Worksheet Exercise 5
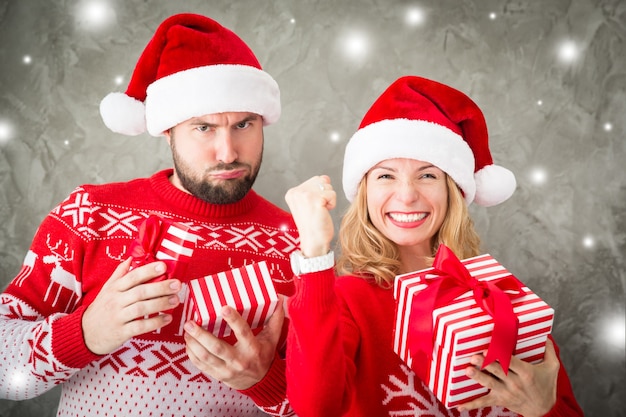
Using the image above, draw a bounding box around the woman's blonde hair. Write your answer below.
[336,174,481,287]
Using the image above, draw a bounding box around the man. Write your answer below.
[0,13,298,416]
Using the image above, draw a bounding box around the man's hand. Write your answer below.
[457,338,560,417]
[82,258,182,355]
[183,295,285,390]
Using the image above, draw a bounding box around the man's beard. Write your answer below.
[170,138,262,205]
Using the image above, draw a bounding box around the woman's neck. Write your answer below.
[397,244,432,274]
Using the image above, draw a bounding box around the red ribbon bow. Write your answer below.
[127,215,175,282]
[407,244,524,378]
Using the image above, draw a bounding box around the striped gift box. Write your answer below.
[393,254,554,408]
[155,222,196,266]
[127,215,197,317]
[188,261,279,339]
[128,215,197,282]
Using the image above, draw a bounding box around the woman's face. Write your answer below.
[366,158,448,256]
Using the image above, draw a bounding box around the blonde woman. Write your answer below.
[285,76,583,417]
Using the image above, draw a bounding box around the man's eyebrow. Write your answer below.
[188,117,215,127]
[235,114,261,124]
[188,114,260,127]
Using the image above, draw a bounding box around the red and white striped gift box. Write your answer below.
[128,215,197,282]
[155,222,196,266]
[127,215,197,317]
[188,261,279,339]
[393,253,554,408]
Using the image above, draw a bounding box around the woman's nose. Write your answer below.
[396,181,419,203]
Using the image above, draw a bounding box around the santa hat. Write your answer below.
[342,76,516,207]
[100,13,280,137]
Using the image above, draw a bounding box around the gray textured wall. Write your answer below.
[0,0,624,416]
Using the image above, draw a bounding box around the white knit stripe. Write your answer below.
[145,64,280,136]
[342,119,476,203]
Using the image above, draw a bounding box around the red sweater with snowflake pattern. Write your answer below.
[0,169,299,417]
[286,268,584,417]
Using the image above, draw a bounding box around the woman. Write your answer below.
[284,76,583,416]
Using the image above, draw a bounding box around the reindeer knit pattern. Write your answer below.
[286,270,583,417]
[0,169,298,417]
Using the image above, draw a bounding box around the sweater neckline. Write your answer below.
[149,169,259,218]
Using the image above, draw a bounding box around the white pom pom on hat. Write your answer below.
[100,13,280,137]
[342,76,516,207]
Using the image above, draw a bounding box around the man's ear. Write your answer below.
[164,128,172,146]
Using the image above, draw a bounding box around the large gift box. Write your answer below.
[187,261,279,341]
[393,244,554,408]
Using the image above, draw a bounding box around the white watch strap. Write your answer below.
[291,250,335,274]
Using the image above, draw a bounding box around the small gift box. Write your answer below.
[127,214,197,282]
[127,214,197,315]
[187,261,279,341]
[393,244,554,408]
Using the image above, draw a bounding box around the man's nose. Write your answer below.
[214,131,237,163]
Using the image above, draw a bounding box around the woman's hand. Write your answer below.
[285,175,337,257]
[457,338,560,417]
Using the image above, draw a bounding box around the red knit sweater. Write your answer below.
[286,269,584,417]
[0,169,298,417]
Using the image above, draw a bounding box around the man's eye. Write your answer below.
[236,121,250,129]
[196,125,209,132]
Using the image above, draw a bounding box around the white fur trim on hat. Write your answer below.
[342,119,476,203]
[145,64,280,136]
[473,164,517,207]
[100,92,147,136]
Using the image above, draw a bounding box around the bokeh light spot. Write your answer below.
[529,167,548,185]
[582,235,595,249]
[558,40,579,63]
[0,119,15,145]
[405,7,425,26]
[76,0,116,31]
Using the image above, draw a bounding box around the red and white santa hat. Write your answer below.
[342,76,516,207]
[100,13,280,137]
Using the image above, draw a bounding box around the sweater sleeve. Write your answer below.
[542,335,584,417]
[0,190,102,400]
[286,268,358,416]
[238,315,297,416]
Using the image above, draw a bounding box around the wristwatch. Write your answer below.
[290,250,335,275]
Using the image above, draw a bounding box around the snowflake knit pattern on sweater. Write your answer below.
[0,169,298,417]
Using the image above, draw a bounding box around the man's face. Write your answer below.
[165,112,264,204]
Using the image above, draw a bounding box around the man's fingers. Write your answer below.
[184,320,232,362]
[221,306,254,344]
[102,258,133,288]
[114,261,168,291]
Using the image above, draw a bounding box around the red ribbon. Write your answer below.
[127,215,174,282]
[407,244,524,378]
